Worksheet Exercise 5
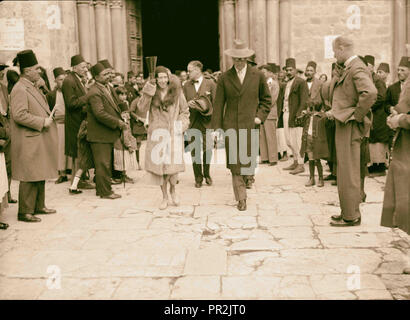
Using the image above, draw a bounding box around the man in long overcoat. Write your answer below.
[9,50,58,222]
[212,40,271,211]
[329,36,377,227]
[62,54,94,189]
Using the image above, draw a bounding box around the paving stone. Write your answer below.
[259,215,312,228]
[319,233,382,248]
[113,278,171,299]
[184,247,227,275]
[278,276,316,298]
[229,239,282,252]
[0,278,45,299]
[38,278,121,300]
[171,276,220,299]
[222,276,282,299]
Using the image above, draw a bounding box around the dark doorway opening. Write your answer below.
[141,0,219,75]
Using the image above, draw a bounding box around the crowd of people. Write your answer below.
[0,36,409,271]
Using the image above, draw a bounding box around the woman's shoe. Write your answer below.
[170,194,180,206]
[159,199,168,210]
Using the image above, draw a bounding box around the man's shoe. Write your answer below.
[205,177,213,186]
[305,178,315,187]
[403,267,410,274]
[123,175,134,184]
[270,162,278,166]
[78,180,96,189]
[237,200,247,211]
[8,198,17,204]
[331,214,343,221]
[290,164,305,175]
[195,181,202,188]
[330,217,361,227]
[34,208,57,215]
[279,154,288,162]
[110,178,122,185]
[0,222,9,230]
[69,188,83,195]
[317,178,324,187]
[55,175,68,184]
[324,174,336,181]
[100,193,121,200]
[18,214,41,223]
[331,180,337,186]
[283,162,297,170]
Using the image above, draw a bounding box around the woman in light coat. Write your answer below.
[133,66,189,210]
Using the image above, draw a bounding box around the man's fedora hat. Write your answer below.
[224,39,255,58]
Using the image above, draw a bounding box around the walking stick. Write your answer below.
[122,131,126,189]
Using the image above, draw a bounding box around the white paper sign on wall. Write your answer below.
[0,18,25,51]
[324,35,339,60]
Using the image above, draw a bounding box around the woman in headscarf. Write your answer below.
[380,69,410,274]
[132,66,189,210]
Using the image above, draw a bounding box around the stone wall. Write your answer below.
[0,0,78,84]
[289,0,393,79]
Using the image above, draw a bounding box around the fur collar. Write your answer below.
[151,74,181,112]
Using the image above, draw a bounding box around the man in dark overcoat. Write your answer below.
[328,36,377,227]
[9,50,58,222]
[62,54,94,189]
[183,60,216,188]
[212,40,271,211]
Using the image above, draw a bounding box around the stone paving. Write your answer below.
[0,147,409,300]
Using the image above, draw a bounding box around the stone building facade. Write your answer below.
[0,0,409,83]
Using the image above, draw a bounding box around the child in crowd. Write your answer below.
[114,87,138,180]
[298,102,329,187]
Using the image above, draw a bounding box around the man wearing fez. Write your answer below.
[183,60,216,188]
[377,62,390,85]
[46,67,69,184]
[87,63,127,199]
[363,55,389,179]
[212,39,271,211]
[328,36,377,227]
[62,54,94,189]
[9,50,58,222]
[277,58,309,175]
[259,64,279,166]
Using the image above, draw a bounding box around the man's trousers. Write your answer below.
[335,120,362,220]
[90,142,113,197]
[283,111,303,164]
[190,130,212,183]
[18,181,45,214]
[260,120,278,163]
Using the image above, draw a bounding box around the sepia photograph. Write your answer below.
[0,0,409,305]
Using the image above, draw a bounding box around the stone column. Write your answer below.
[250,0,267,64]
[219,0,226,71]
[393,0,407,73]
[279,0,291,66]
[236,0,249,45]
[223,0,236,69]
[105,1,113,63]
[110,0,123,72]
[89,0,97,64]
[407,0,410,54]
[121,0,130,75]
[266,0,280,63]
[76,0,92,62]
[94,0,108,61]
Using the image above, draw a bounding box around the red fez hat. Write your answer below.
[377,63,390,73]
[98,59,113,69]
[17,50,38,69]
[71,54,85,67]
[307,61,317,70]
[285,58,296,69]
[399,56,410,68]
[364,55,375,66]
[53,67,66,78]
[90,63,107,78]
